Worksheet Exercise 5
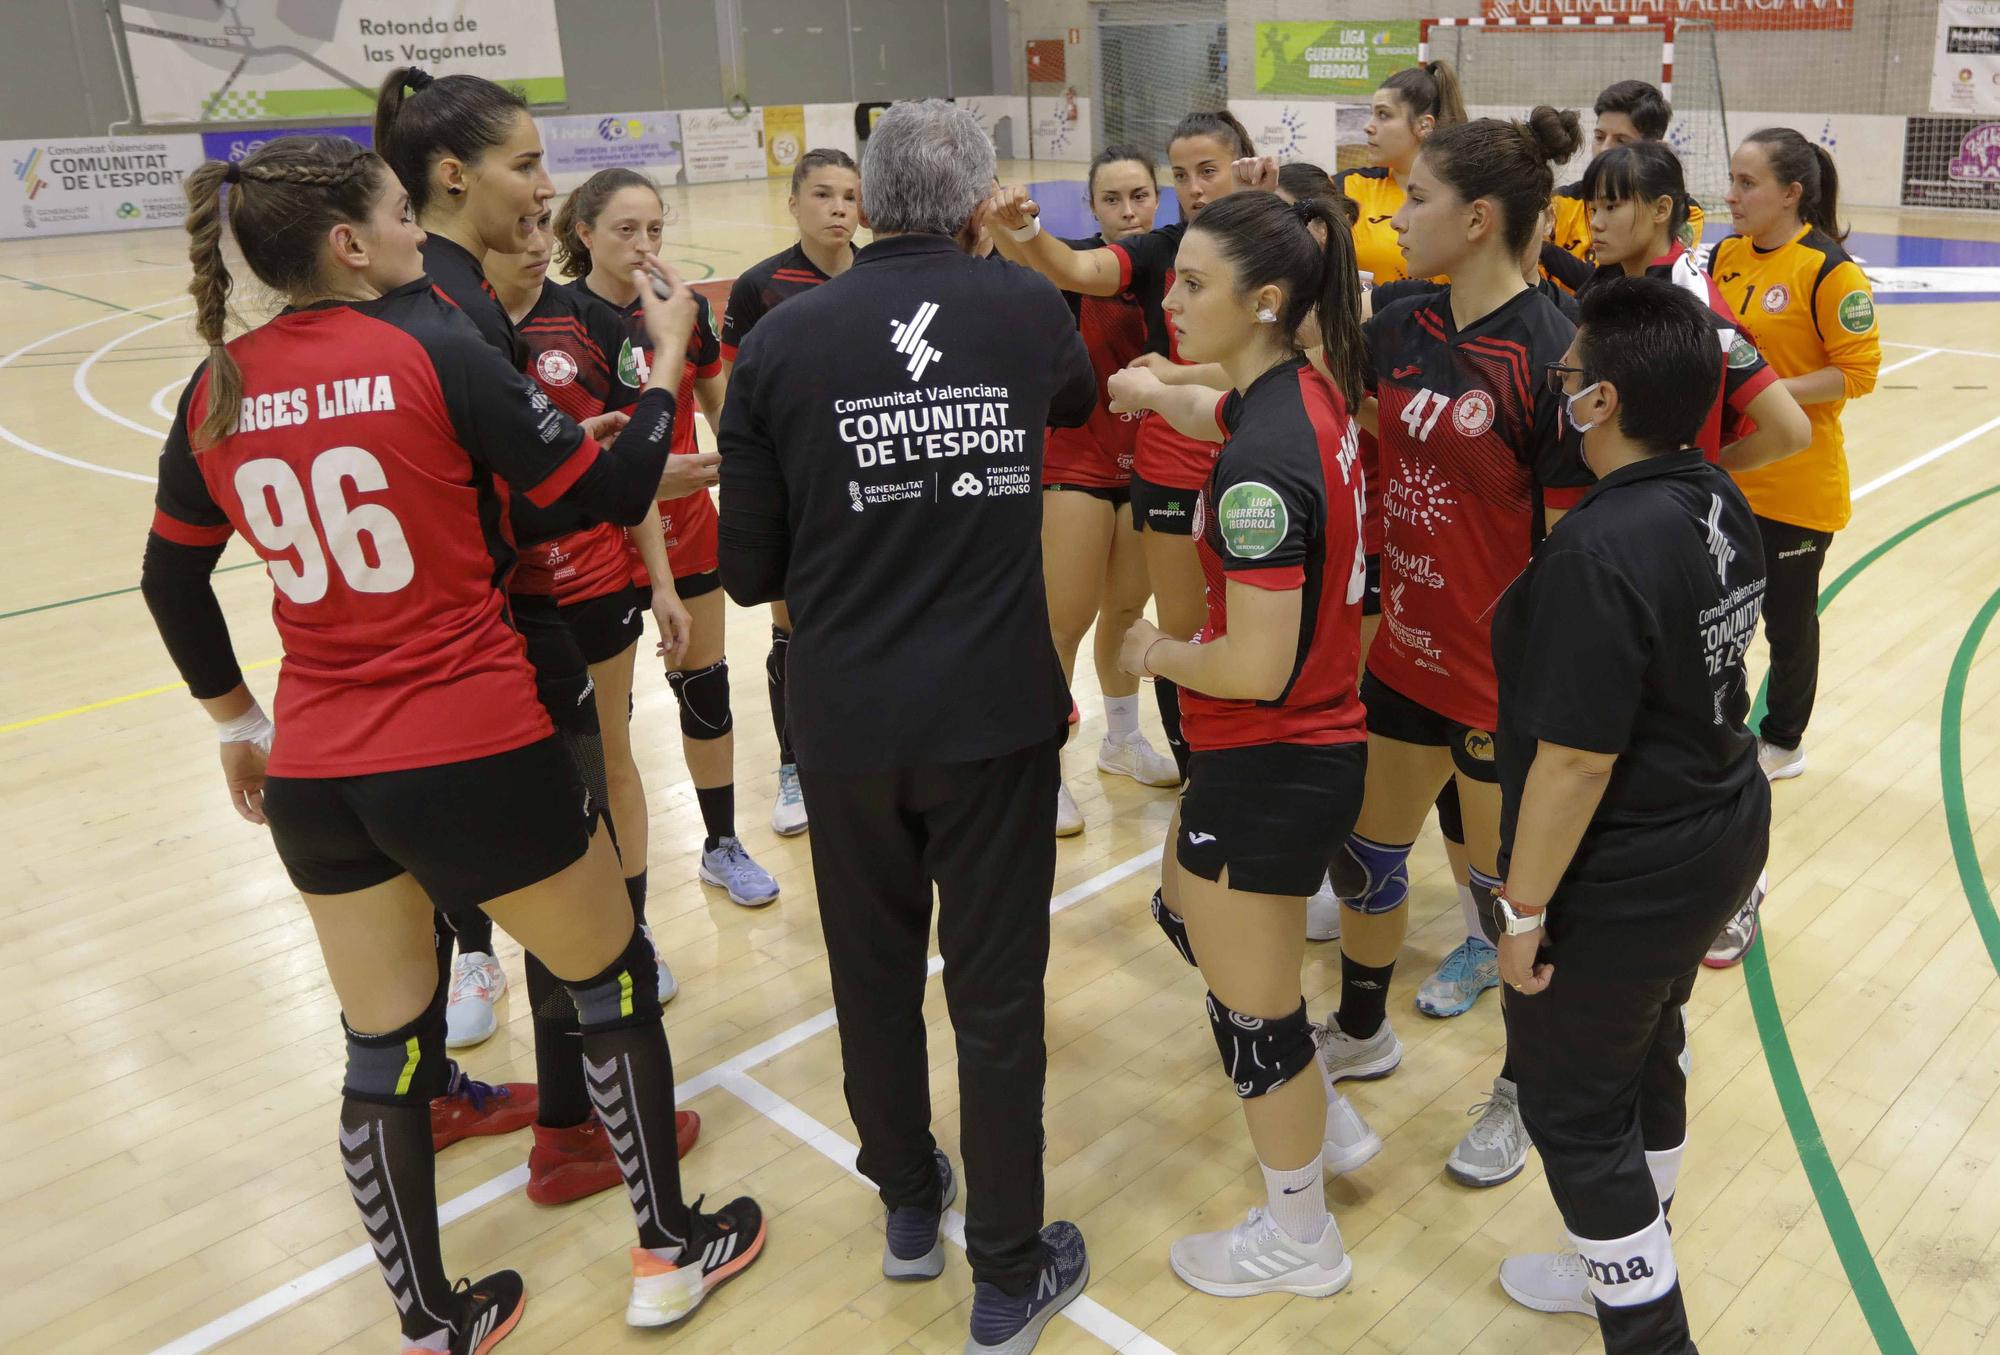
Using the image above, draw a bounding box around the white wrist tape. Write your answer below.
[217,702,275,754]
[1000,215,1042,243]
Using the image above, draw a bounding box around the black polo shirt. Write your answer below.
[1493,451,1770,928]
[717,232,1097,775]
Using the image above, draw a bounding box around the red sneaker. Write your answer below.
[430,1062,539,1152]
[525,1111,701,1205]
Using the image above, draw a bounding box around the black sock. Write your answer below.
[341,1097,459,1344]
[580,1017,693,1249]
[524,951,589,1128]
[767,624,794,766]
[625,869,649,928]
[1337,954,1395,1040]
[452,910,494,958]
[697,783,735,851]
[1153,677,1190,781]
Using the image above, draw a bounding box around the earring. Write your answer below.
[1256,307,1278,324]
[446,185,462,196]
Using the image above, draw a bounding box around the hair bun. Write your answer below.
[403,68,434,93]
[1523,104,1584,167]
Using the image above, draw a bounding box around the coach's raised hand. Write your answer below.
[633,255,698,391]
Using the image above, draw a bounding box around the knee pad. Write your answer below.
[1206,994,1316,1099]
[766,625,790,686]
[1334,834,1412,915]
[1468,866,1502,945]
[342,980,447,1107]
[1151,887,1197,967]
[667,658,733,740]
[565,925,661,1032]
[524,948,580,1028]
[1434,780,1464,846]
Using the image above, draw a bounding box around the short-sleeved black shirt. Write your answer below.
[720,241,854,361]
[1493,451,1771,919]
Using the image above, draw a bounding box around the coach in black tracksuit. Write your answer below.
[718,100,1096,1335]
[1488,276,1772,1355]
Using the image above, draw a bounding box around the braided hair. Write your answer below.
[182,135,385,447]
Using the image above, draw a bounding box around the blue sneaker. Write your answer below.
[698,836,780,907]
[1415,937,1500,1018]
[884,1150,957,1280]
[965,1221,1088,1355]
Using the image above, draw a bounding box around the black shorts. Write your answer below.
[671,568,723,600]
[1360,668,1499,784]
[1177,741,1367,896]
[1361,553,1382,618]
[1130,473,1197,536]
[1045,481,1131,509]
[510,592,597,735]
[263,736,593,917]
[559,584,646,666]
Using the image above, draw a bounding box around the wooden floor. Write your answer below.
[4,167,2000,1355]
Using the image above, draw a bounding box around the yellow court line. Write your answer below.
[1,656,279,735]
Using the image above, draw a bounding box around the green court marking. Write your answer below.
[0,272,162,321]
[1942,582,2000,974]
[0,561,262,622]
[1740,480,2000,1355]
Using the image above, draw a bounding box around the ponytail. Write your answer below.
[1170,109,1256,159]
[1744,127,1846,242]
[374,65,527,218]
[183,160,240,449]
[1303,198,1366,409]
[552,167,661,278]
[1383,59,1467,133]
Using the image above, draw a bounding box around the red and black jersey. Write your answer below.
[1363,286,1592,731]
[1044,233,1147,488]
[149,280,623,778]
[421,235,528,374]
[1578,242,1776,463]
[719,241,853,363]
[511,283,646,601]
[1105,221,1219,490]
[1184,359,1369,752]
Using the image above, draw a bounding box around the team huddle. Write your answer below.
[138,54,1877,1355]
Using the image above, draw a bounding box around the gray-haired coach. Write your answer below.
[718,100,1096,1355]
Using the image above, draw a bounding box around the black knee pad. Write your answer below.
[342,979,448,1107]
[524,948,580,1026]
[1206,994,1316,1098]
[667,658,733,740]
[1151,887,1197,967]
[565,925,661,1032]
[1434,779,1464,846]
[766,625,790,686]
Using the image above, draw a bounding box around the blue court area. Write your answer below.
[1026,180,2000,305]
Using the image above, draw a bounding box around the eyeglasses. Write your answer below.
[1543,362,1592,395]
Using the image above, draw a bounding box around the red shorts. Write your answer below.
[629,489,720,585]
[514,522,631,604]
[1132,411,1216,491]
[1043,415,1134,489]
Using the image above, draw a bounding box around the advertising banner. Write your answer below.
[1254,22,1420,97]
[1479,0,1852,32]
[2,135,204,240]
[1933,0,2000,115]
[681,108,767,184]
[764,105,806,178]
[200,125,374,163]
[541,112,683,181]
[1903,117,2000,210]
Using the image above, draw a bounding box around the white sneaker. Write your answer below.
[1703,869,1766,969]
[1305,874,1341,941]
[1500,1248,1596,1317]
[444,952,505,1049]
[770,763,808,837]
[1097,732,1182,787]
[1323,1091,1381,1175]
[1446,1076,1530,1187]
[642,924,679,1004]
[1758,739,1806,781]
[1169,1207,1352,1298]
[1315,1018,1403,1083]
[1055,781,1084,837]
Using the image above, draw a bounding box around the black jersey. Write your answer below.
[720,241,854,361]
[421,236,527,372]
[1374,275,1581,325]
[1362,286,1592,730]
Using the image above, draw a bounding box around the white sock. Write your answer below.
[1104,693,1139,741]
[1457,882,1483,942]
[1261,1152,1330,1244]
[1647,1138,1686,1207]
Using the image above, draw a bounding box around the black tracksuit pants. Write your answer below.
[798,735,1060,1293]
[1753,515,1836,751]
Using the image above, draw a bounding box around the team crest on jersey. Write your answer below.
[536,349,578,387]
[1761,284,1790,314]
[1451,389,1495,438]
[617,338,651,386]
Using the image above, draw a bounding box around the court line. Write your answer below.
[1851,411,2000,501]
[1875,347,1939,377]
[0,561,261,623]
[0,270,165,319]
[0,656,280,735]
[1881,340,2000,363]
[74,308,192,441]
[1941,581,2000,975]
[726,1071,1178,1355]
[0,292,189,483]
[152,375,191,423]
[144,845,1163,1354]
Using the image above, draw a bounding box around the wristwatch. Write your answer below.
[1494,891,1545,936]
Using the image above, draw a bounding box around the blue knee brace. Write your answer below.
[1207,994,1316,1098]
[1335,834,1413,916]
[1152,887,1197,967]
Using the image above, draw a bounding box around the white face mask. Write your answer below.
[1565,381,1604,435]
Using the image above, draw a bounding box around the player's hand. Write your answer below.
[1106,365,1164,417]
[1124,351,1180,378]
[983,184,1040,233]
[1119,616,1166,679]
[219,739,268,826]
[653,591,693,668]
[633,256,698,375]
[658,450,721,499]
[1232,156,1281,192]
[1499,929,1554,996]
[581,410,630,444]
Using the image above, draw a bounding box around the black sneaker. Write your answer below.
[444,1269,525,1354]
[884,1150,957,1280]
[625,1195,767,1327]
[964,1221,1089,1355]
